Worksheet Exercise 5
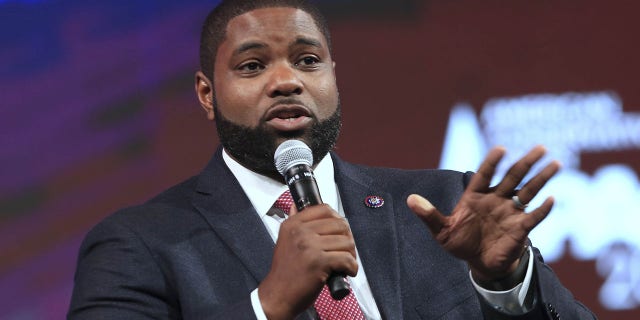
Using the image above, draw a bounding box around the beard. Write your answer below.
[213,102,341,178]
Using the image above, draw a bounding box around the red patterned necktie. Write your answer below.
[274,190,296,216]
[273,190,365,320]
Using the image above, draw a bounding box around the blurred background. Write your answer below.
[1,0,639,318]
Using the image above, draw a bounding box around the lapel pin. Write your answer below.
[364,195,384,208]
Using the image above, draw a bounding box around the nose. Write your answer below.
[266,63,303,98]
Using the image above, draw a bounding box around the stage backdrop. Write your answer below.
[1,0,639,319]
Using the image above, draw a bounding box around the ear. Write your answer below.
[332,61,337,81]
[195,71,215,121]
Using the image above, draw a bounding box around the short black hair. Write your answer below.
[199,0,332,81]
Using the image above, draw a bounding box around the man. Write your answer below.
[68,0,596,319]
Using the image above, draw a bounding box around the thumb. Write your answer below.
[407,194,446,235]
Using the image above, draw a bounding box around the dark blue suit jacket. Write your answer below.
[68,148,596,319]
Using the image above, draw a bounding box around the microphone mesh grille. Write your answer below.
[274,140,313,176]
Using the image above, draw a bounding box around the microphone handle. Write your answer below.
[286,164,351,300]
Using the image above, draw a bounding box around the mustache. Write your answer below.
[268,97,307,109]
[262,98,313,121]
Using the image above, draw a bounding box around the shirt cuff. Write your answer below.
[251,288,268,320]
[470,246,535,314]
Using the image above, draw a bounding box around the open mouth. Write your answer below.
[265,104,313,131]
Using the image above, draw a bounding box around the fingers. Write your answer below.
[467,147,506,193]
[516,160,561,204]
[280,204,356,258]
[494,145,547,197]
[263,205,357,317]
[301,236,358,278]
[407,194,446,235]
[520,196,555,231]
[472,145,559,203]
[292,204,341,222]
[323,251,359,277]
[313,236,358,277]
[305,218,352,236]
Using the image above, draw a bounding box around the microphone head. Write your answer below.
[274,140,313,176]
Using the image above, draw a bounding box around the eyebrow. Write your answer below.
[233,41,267,56]
[290,37,323,50]
[232,37,324,57]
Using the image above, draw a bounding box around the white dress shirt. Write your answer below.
[221,150,533,319]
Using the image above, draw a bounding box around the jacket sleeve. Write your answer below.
[67,215,257,320]
[478,246,597,320]
[459,172,596,320]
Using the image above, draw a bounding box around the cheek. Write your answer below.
[215,80,264,126]
[313,78,339,116]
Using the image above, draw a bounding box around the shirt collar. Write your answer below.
[222,149,338,217]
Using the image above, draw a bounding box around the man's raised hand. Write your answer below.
[407,145,560,283]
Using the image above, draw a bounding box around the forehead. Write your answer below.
[221,7,326,52]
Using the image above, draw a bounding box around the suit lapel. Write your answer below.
[191,148,275,283]
[333,154,403,319]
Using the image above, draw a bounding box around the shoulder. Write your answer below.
[333,154,473,190]
[331,155,474,214]
[146,175,200,207]
[85,175,205,243]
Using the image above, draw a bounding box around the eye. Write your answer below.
[238,61,265,74]
[296,56,320,68]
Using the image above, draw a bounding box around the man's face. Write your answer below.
[202,7,340,176]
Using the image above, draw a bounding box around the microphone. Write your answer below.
[274,140,351,300]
